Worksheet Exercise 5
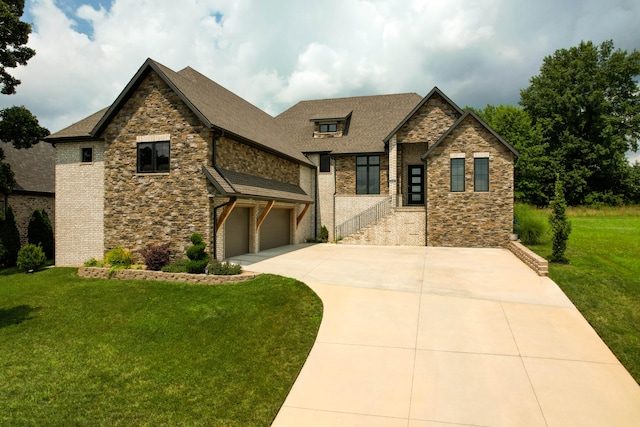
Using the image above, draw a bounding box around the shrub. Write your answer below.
[549,177,572,262]
[514,203,547,245]
[185,233,209,274]
[83,257,105,267]
[161,259,189,273]
[105,247,134,268]
[140,242,172,271]
[27,209,54,260]
[0,206,20,267]
[186,259,209,274]
[16,244,47,272]
[208,259,243,275]
[319,225,329,242]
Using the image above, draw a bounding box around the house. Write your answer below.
[45,59,518,267]
[1,140,55,246]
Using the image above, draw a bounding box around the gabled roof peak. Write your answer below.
[422,110,520,159]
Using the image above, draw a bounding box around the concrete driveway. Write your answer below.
[230,244,640,427]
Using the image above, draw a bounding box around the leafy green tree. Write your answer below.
[0,205,20,266]
[473,105,554,206]
[520,40,640,205]
[0,2,49,197]
[549,176,571,262]
[0,0,35,95]
[27,208,54,260]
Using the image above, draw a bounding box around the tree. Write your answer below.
[0,0,36,95]
[473,105,554,206]
[520,40,640,205]
[0,205,20,266]
[0,2,49,197]
[549,176,571,262]
[27,208,54,260]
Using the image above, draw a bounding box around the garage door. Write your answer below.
[260,208,291,251]
[225,207,250,258]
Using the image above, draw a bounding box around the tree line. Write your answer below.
[473,40,640,207]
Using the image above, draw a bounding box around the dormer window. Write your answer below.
[319,123,338,133]
[310,111,352,139]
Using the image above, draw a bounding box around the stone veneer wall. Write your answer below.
[7,193,55,247]
[55,141,105,266]
[216,136,299,185]
[102,71,213,260]
[396,94,461,145]
[78,266,260,284]
[425,115,516,247]
[335,155,389,195]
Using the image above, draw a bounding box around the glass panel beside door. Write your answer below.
[408,165,424,205]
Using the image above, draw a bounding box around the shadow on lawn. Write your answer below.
[0,305,40,329]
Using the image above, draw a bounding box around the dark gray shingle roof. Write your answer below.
[202,165,313,203]
[275,93,423,154]
[1,141,55,193]
[47,59,312,166]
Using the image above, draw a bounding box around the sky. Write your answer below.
[3,0,640,161]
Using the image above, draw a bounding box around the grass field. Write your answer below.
[0,269,323,426]
[525,206,640,384]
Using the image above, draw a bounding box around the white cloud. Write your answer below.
[0,0,638,135]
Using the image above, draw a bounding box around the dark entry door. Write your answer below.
[408,165,424,205]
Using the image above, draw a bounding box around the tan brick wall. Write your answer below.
[7,193,55,247]
[216,136,299,185]
[396,94,461,146]
[339,208,426,246]
[425,115,516,247]
[55,141,105,266]
[102,71,213,260]
[335,155,389,196]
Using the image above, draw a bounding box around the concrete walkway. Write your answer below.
[230,244,640,427]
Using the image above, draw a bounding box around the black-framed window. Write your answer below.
[356,155,380,194]
[137,141,170,173]
[474,158,489,192]
[450,158,465,192]
[320,153,331,172]
[81,147,93,163]
[319,123,337,133]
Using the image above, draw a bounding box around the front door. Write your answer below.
[408,165,424,205]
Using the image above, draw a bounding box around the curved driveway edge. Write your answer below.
[231,244,640,427]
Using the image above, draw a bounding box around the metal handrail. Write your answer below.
[335,197,392,239]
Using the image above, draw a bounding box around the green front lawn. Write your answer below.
[0,268,323,426]
[526,206,640,384]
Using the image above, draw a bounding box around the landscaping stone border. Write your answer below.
[78,267,260,284]
[508,241,549,276]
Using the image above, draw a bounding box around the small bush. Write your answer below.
[140,242,172,271]
[514,203,547,245]
[186,259,209,274]
[185,233,209,274]
[105,247,133,268]
[16,244,47,272]
[161,259,190,273]
[190,233,203,245]
[83,258,105,267]
[319,225,329,242]
[208,259,243,275]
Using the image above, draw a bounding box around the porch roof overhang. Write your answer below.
[202,165,314,204]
